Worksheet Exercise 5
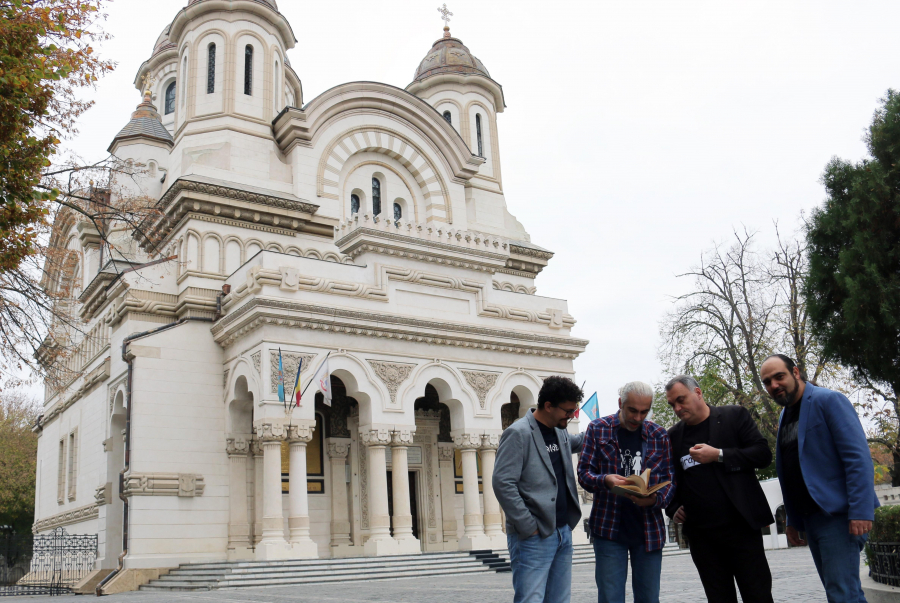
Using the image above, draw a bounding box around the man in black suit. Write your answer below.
[665,375,775,603]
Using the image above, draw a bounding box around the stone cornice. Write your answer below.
[134,178,323,252]
[211,297,588,358]
[123,473,205,497]
[33,502,99,533]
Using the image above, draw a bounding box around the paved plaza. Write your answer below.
[5,548,836,602]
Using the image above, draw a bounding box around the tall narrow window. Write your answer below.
[244,45,253,95]
[207,44,216,94]
[350,194,360,215]
[393,203,402,222]
[476,113,483,156]
[164,81,176,114]
[274,60,280,113]
[181,56,188,106]
[372,178,381,216]
[67,429,78,500]
[57,439,66,504]
[443,111,452,124]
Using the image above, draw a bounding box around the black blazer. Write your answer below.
[666,405,774,530]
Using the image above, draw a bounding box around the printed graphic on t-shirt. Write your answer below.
[781,420,799,447]
[620,449,642,477]
[680,454,700,471]
[546,442,560,454]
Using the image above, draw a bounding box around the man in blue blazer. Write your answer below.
[762,354,878,603]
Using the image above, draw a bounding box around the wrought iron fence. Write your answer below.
[0,528,97,596]
[869,541,900,587]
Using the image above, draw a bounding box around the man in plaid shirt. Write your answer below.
[577,381,675,603]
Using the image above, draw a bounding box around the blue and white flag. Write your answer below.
[581,392,599,422]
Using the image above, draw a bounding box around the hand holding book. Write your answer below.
[605,469,671,501]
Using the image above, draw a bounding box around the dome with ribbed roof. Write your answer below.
[187,0,278,8]
[412,28,490,82]
[108,91,173,152]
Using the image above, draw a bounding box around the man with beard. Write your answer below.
[665,375,775,603]
[762,354,878,603]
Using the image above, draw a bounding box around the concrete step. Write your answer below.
[140,550,511,592]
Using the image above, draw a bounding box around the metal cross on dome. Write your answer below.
[437,3,453,27]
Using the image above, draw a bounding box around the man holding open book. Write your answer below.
[664,375,775,603]
[577,381,675,603]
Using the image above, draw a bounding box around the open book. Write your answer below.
[609,468,671,499]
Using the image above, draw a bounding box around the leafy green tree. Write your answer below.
[0,392,40,533]
[805,89,900,484]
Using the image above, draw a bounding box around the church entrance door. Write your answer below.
[386,471,419,540]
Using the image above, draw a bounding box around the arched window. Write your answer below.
[207,44,216,94]
[350,194,360,215]
[164,81,176,115]
[475,113,483,156]
[372,177,381,216]
[274,60,280,113]
[244,45,253,95]
[443,111,452,125]
[393,203,402,222]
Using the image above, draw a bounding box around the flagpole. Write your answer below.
[299,351,332,400]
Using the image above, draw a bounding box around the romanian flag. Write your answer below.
[276,348,286,404]
[292,358,303,406]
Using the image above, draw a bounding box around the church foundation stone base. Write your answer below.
[289,540,319,558]
[254,541,293,561]
[330,543,362,558]
[393,537,423,555]
[363,536,403,557]
[458,534,495,551]
[227,546,255,561]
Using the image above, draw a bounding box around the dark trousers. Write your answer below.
[687,521,774,603]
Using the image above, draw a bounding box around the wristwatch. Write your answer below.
[717,448,724,463]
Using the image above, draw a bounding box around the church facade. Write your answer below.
[33,0,589,577]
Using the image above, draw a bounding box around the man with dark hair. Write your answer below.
[493,375,585,603]
[761,354,878,602]
[578,381,674,603]
[665,375,775,603]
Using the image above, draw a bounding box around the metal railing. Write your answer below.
[0,528,97,596]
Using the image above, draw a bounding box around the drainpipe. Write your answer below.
[96,294,223,596]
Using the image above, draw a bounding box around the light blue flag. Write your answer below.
[581,392,599,422]
[277,348,286,404]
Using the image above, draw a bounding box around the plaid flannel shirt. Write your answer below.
[577,412,675,551]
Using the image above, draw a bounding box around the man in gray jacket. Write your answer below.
[493,376,585,603]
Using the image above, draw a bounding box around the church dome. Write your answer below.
[412,29,490,82]
[151,26,174,57]
[187,0,278,8]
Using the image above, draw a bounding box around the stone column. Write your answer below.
[361,426,399,556]
[287,421,318,558]
[251,439,264,545]
[479,434,505,546]
[326,439,353,554]
[454,433,491,550]
[254,422,290,560]
[437,443,459,549]
[390,428,421,554]
[226,436,252,559]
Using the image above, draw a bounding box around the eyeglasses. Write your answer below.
[561,407,578,417]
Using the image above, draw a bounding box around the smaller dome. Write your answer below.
[188,0,277,8]
[152,26,174,57]
[108,91,173,152]
[413,29,490,83]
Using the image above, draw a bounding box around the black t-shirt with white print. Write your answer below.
[537,420,569,530]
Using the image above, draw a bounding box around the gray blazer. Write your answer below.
[492,410,585,538]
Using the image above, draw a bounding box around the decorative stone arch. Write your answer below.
[265,242,283,253]
[317,125,453,224]
[223,235,244,273]
[285,246,302,257]
[304,249,322,260]
[400,361,474,431]
[327,352,385,425]
[244,238,264,260]
[488,369,542,418]
[321,252,343,263]
[464,99,502,183]
[201,231,224,274]
[433,97,466,139]
[225,358,260,433]
[342,159,422,223]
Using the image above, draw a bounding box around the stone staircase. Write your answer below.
[139,550,510,592]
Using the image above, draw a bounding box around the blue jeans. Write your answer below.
[592,538,662,603]
[508,526,573,603]
[804,512,868,603]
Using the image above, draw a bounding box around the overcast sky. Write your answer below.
[67,0,900,418]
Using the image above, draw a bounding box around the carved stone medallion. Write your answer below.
[367,360,414,404]
[460,370,499,409]
[269,351,316,393]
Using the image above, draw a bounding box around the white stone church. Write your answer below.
[33,0,589,588]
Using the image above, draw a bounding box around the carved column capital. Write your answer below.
[249,438,263,456]
[480,433,500,450]
[326,439,351,459]
[359,426,392,447]
[226,435,250,456]
[287,420,316,443]
[390,428,416,447]
[254,421,287,442]
[453,432,483,450]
